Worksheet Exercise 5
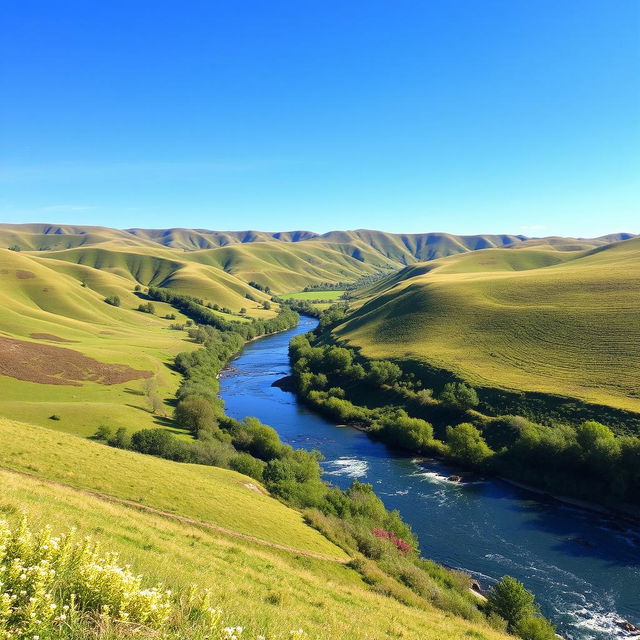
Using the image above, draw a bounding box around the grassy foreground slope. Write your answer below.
[336,238,640,414]
[0,418,512,640]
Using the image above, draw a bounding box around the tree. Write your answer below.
[446,422,493,467]
[174,395,220,439]
[137,302,155,314]
[439,382,479,411]
[134,284,142,292]
[379,412,434,452]
[262,300,272,310]
[108,427,131,449]
[575,420,615,452]
[368,360,402,386]
[487,576,537,631]
[324,347,353,372]
[239,307,247,315]
[104,295,121,307]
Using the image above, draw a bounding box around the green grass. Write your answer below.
[0,464,511,640]
[0,417,344,558]
[337,238,640,413]
[281,290,345,301]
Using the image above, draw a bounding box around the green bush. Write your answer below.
[104,295,121,307]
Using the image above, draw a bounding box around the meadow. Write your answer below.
[336,239,640,414]
[0,419,514,640]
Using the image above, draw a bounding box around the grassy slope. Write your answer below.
[336,239,640,413]
[281,290,345,300]
[0,248,201,434]
[0,419,511,640]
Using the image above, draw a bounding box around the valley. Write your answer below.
[0,224,638,640]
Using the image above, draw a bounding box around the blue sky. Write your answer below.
[1,0,638,236]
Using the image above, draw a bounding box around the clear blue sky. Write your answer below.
[1,1,638,236]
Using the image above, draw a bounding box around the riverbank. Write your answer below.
[221,315,640,640]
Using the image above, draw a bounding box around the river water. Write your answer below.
[219,316,640,640]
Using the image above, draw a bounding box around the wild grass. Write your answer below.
[337,239,640,413]
[280,291,345,301]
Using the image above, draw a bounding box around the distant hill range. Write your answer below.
[0,223,635,270]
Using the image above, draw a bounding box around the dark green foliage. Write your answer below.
[48,414,61,421]
[368,360,402,386]
[137,302,155,314]
[174,396,222,440]
[262,300,272,310]
[8,245,21,251]
[229,452,266,481]
[439,382,479,411]
[248,281,271,294]
[134,284,142,292]
[108,427,131,449]
[104,295,121,307]
[487,576,537,631]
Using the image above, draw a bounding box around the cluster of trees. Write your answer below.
[247,280,271,294]
[137,301,155,314]
[104,295,121,307]
[147,287,298,340]
[289,327,640,508]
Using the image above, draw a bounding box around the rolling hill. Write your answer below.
[0,419,514,640]
[2,224,633,296]
[334,237,640,416]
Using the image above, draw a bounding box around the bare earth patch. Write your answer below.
[0,336,151,386]
[30,333,78,343]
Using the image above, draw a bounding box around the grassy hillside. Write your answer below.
[0,418,512,640]
[335,238,640,414]
[0,248,203,434]
[3,224,633,295]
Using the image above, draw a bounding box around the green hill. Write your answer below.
[334,238,640,414]
[0,418,513,640]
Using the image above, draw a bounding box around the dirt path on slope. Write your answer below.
[1,466,349,564]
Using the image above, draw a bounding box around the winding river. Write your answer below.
[219,317,640,640]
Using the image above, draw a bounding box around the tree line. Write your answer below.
[289,327,640,509]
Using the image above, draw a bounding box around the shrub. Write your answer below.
[439,382,479,411]
[516,616,558,640]
[229,452,266,481]
[487,576,537,631]
[48,414,61,421]
[446,422,493,467]
[0,517,226,638]
[137,302,155,314]
[104,295,121,307]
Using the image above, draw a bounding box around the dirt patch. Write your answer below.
[0,337,151,386]
[30,333,79,343]
[243,482,268,495]
[15,270,35,279]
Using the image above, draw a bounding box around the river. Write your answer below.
[219,316,640,640]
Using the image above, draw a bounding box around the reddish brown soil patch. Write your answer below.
[0,337,151,386]
[15,270,35,279]
[30,333,79,343]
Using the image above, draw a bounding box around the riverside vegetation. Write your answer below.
[2,225,636,639]
[288,305,640,511]
[90,289,556,640]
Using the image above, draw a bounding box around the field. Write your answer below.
[281,290,345,300]
[0,417,512,640]
[336,238,640,414]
